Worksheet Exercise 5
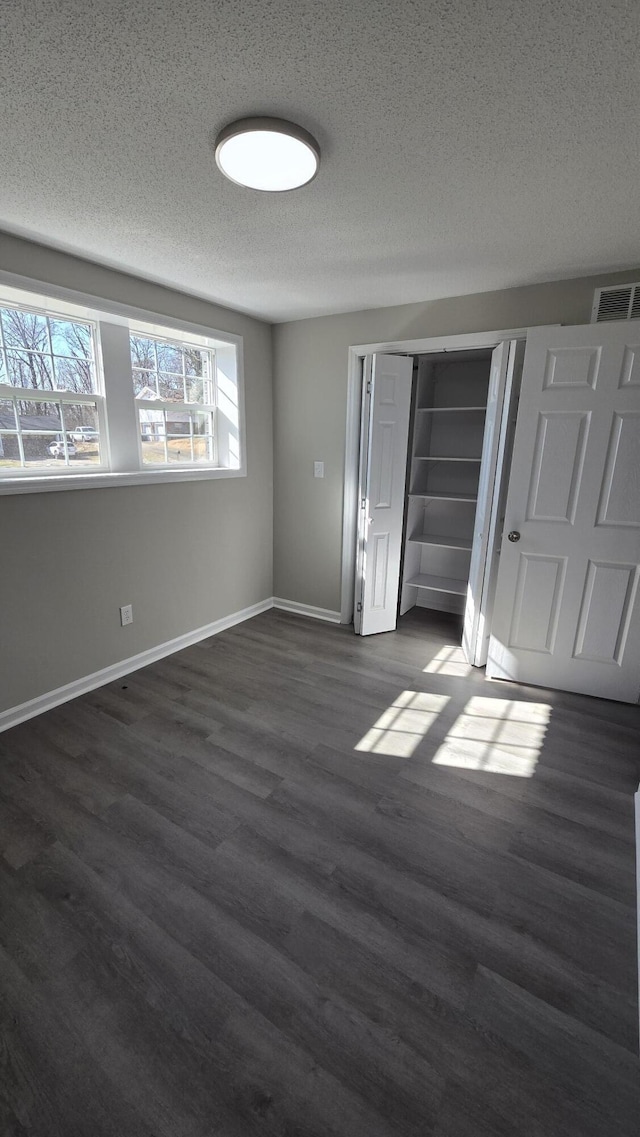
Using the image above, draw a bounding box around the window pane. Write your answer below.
[156,342,182,374]
[6,350,54,390]
[185,375,214,404]
[165,410,190,434]
[130,336,156,370]
[139,406,166,465]
[167,437,193,463]
[49,318,93,358]
[17,399,63,433]
[63,405,102,465]
[133,370,157,398]
[1,307,48,352]
[193,411,214,434]
[0,399,17,431]
[53,355,96,394]
[64,403,99,432]
[157,372,185,401]
[129,332,217,462]
[184,348,207,377]
[17,395,68,466]
[140,438,167,463]
[138,404,215,467]
[24,433,63,466]
[193,435,215,463]
[0,433,22,466]
[141,443,168,464]
[139,407,164,440]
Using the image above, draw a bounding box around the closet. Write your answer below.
[354,318,640,702]
[354,340,521,664]
[400,350,492,619]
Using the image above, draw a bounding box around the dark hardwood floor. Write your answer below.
[0,607,639,1136]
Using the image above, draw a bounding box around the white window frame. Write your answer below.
[131,328,218,470]
[0,271,246,496]
[0,303,108,475]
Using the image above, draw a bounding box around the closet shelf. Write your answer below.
[416,405,486,413]
[400,352,492,621]
[413,455,482,463]
[409,533,472,550]
[406,574,468,596]
[409,491,478,503]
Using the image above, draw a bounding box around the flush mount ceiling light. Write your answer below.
[214,117,320,191]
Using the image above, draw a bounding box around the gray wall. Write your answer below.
[1,233,273,713]
[273,268,640,613]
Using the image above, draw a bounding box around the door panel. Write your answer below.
[543,345,601,389]
[596,412,640,526]
[487,322,640,702]
[525,411,589,523]
[508,554,566,653]
[355,353,413,635]
[620,344,640,387]
[373,420,395,507]
[573,560,638,663]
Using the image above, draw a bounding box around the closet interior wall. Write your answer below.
[400,350,493,617]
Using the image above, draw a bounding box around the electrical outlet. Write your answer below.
[313,460,324,478]
[120,604,133,627]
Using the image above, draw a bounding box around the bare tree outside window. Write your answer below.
[0,304,101,469]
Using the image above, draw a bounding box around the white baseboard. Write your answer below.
[272,597,342,624]
[0,598,274,734]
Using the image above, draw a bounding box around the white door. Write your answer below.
[487,322,640,702]
[355,353,413,635]
[463,340,520,665]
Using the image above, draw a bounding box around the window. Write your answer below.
[0,281,243,492]
[0,304,105,471]
[131,333,216,467]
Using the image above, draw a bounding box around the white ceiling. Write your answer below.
[1,0,639,322]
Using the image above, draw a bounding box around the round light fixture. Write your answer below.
[215,117,320,192]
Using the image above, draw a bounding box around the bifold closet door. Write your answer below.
[354,353,413,635]
[487,321,640,702]
[462,339,522,667]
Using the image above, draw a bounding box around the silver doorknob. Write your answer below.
[508,530,521,542]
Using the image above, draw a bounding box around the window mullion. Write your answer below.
[45,316,56,389]
[153,342,159,396]
[15,407,26,468]
[59,403,70,464]
[99,321,141,471]
[0,384,101,406]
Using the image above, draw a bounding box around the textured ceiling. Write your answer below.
[0,0,639,322]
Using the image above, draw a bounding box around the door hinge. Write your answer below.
[361,497,366,509]
[366,379,372,394]
[356,602,363,612]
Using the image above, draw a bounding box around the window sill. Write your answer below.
[0,466,246,495]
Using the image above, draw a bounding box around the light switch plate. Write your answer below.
[313,461,324,478]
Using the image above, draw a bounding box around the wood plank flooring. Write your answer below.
[0,606,638,1136]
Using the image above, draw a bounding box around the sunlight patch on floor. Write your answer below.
[355,690,450,758]
[431,696,550,777]
[423,645,473,678]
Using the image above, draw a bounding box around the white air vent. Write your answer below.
[591,283,640,323]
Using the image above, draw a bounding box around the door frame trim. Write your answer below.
[340,327,531,624]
